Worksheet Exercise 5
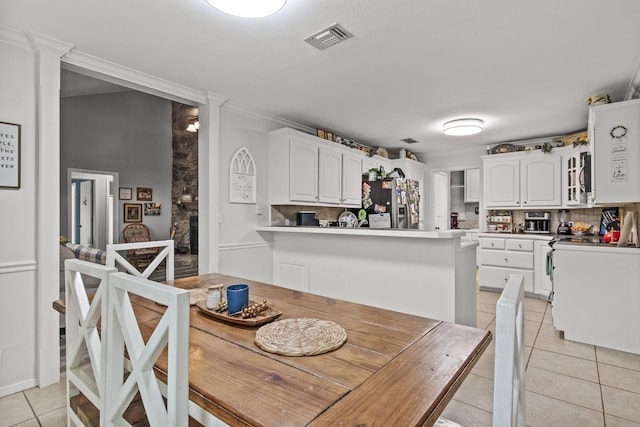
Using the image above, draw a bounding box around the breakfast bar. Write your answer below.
[257,226,478,326]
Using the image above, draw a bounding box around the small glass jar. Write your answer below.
[206,285,223,309]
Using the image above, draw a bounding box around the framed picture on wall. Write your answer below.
[124,203,142,222]
[0,121,21,189]
[119,187,132,200]
[137,187,152,201]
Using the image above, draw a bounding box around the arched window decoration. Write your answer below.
[229,146,256,203]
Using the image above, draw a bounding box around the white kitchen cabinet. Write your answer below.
[483,153,561,208]
[589,99,640,204]
[552,244,640,354]
[483,159,520,207]
[318,147,361,206]
[562,145,591,206]
[520,156,561,206]
[464,168,480,202]
[289,139,319,202]
[479,237,534,292]
[269,127,364,207]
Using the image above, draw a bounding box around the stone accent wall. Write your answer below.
[171,102,198,253]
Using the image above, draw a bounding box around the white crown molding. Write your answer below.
[625,57,640,100]
[0,25,30,49]
[206,91,228,108]
[222,101,315,134]
[62,50,208,105]
[28,32,74,56]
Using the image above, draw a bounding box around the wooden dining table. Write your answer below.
[124,272,493,426]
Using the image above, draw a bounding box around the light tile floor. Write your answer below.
[442,290,640,427]
[2,290,640,426]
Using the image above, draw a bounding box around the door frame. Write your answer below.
[67,168,119,248]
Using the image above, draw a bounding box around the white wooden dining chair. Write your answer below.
[106,239,174,281]
[64,258,118,427]
[493,273,526,427]
[102,272,190,426]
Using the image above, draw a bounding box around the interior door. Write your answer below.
[433,171,449,230]
[79,179,94,245]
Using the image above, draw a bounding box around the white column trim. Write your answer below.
[27,32,74,388]
[198,92,227,275]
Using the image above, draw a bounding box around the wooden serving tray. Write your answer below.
[195,300,282,326]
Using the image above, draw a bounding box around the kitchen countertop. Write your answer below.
[256,226,468,239]
[478,232,556,241]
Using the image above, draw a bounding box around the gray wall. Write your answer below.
[60,91,173,244]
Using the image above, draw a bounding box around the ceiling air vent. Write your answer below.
[305,23,353,50]
[401,137,419,144]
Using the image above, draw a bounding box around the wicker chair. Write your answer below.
[121,224,158,270]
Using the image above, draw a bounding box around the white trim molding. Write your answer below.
[62,50,209,106]
[0,260,37,275]
[219,242,272,251]
[28,31,74,389]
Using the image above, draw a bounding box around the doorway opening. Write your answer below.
[67,169,118,249]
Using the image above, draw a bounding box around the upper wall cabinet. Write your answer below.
[269,128,363,207]
[464,168,481,203]
[589,99,640,205]
[483,152,561,208]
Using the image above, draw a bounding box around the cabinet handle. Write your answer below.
[518,244,522,248]
[491,243,495,247]
[504,258,508,263]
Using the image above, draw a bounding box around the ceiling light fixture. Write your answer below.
[205,0,286,18]
[442,118,484,136]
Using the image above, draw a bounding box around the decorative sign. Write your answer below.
[0,121,21,188]
[230,146,256,204]
[610,125,628,182]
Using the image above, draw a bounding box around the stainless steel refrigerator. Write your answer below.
[361,178,420,228]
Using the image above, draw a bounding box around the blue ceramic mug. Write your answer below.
[226,284,249,314]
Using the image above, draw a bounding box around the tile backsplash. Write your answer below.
[511,203,640,234]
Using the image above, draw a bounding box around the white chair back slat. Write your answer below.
[106,240,174,281]
[103,272,190,426]
[64,258,118,427]
[493,273,526,427]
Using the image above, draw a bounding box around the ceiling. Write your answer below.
[5,0,640,158]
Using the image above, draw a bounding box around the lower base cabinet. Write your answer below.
[479,266,534,293]
[479,235,551,298]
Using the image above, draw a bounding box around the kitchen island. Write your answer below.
[256,226,478,326]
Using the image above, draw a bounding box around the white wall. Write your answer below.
[60,91,173,242]
[217,106,280,284]
[0,33,39,396]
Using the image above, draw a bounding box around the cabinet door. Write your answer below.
[521,157,561,206]
[590,99,640,204]
[318,147,342,204]
[464,168,480,202]
[341,152,363,206]
[289,140,318,202]
[484,160,520,207]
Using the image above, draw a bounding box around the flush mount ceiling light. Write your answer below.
[205,0,286,18]
[442,118,484,136]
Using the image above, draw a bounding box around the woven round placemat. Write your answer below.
[254,318,347,356]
